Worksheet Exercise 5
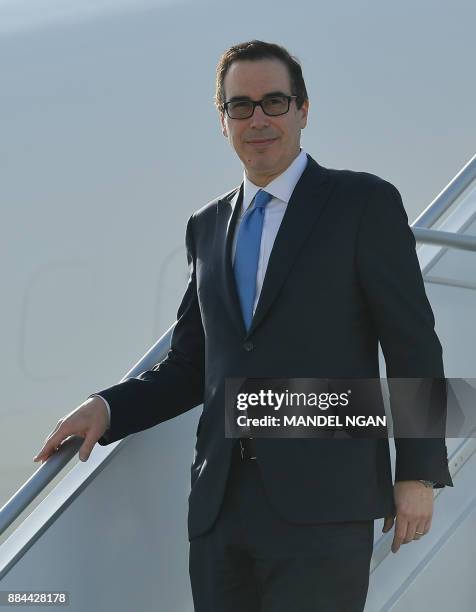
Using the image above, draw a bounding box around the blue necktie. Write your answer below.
[233,189,273,330]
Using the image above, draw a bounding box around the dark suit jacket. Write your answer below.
[97,153,453,541]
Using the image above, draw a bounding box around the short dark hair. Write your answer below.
[215,40,308,111]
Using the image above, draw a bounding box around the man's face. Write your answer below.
[220,58,309,186]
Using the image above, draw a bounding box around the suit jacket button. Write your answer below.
[243,341,254,351]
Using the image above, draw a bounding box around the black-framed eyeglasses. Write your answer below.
[223,94,298,119]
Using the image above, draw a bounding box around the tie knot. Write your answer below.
[253,189,273,210]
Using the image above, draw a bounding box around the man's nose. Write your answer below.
[249,103,270,128]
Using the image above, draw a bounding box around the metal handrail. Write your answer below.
[0,324,175,539]
[412,227,476,251]
[412,152,476,229]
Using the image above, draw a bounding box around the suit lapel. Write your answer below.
[215,183,247,336]
[246,155,333,337]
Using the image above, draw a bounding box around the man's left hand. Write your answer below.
[382,480,434,553]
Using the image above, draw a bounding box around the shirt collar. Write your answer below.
[238,148,309,214]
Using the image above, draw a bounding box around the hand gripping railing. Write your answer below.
[0,324,175,541]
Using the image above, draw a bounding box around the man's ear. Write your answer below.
[220,111,228,138]
[299,99,309,129]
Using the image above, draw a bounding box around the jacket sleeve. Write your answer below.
[96,214,205,446]
[355,179,453,488]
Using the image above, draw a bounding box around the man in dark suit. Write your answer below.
[34,40,453,611]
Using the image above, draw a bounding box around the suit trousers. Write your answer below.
[189,441,375,612]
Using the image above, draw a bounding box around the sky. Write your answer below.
[0,0,178,34]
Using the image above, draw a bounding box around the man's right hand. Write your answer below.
[33,396,110,464]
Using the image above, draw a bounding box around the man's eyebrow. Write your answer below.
[227,91,289,102]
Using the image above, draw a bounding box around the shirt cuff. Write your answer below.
[89,394,111,430]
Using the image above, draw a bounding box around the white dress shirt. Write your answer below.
[94,148,309,430]
[231,148,308,315]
